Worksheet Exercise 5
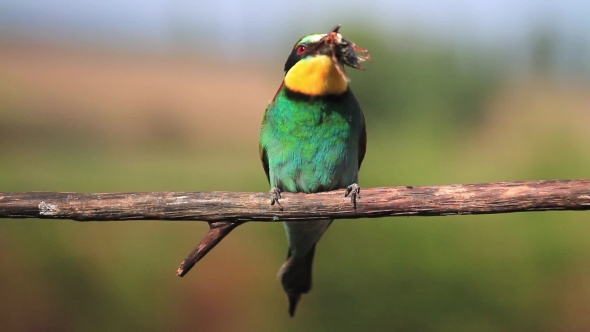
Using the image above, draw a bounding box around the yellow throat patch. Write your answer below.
[284,55,348,96]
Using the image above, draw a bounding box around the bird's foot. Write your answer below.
[270,187,283,210]
[344,183,361,209]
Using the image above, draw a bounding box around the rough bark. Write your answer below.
[1,180,589,222]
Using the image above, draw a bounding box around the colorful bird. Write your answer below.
[259,25,370,316]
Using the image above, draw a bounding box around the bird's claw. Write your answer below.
[344,183,361,209]
[270,187,283,210]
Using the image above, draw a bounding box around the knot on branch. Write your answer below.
[39,201,59,216]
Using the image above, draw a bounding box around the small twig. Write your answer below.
[176,221,243,277]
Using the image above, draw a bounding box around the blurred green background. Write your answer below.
[1,1,590,331]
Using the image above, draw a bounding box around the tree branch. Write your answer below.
[1,180,589,221]
[2,179,589,276]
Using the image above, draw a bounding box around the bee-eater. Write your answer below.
[259,26,369,316]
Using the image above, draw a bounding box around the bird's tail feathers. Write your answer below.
[277,245,316,317]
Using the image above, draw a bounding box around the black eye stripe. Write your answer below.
[284,35,326,73]
[285,44,310,72]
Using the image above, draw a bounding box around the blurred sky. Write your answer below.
[1,0,589,58]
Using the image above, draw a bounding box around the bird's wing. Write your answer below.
[259,103,271,183]
[358,112,367,170]
[260,142,270,183]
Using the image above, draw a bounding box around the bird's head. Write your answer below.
[282,25,370,97]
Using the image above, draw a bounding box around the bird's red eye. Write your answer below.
[296,45,306,54]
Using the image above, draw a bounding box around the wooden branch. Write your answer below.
[176,221,243,277]
[1,180,589,221]
[2,179,589,276]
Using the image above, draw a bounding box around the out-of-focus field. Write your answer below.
[0,41,277,150]
[1,32,590,332]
